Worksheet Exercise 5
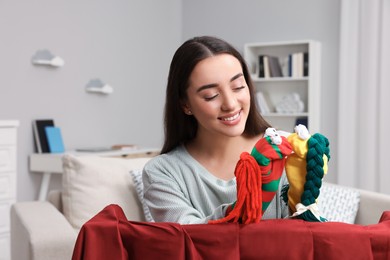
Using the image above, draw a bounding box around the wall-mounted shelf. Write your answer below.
[85,79,113,94]
[31,49,65,67]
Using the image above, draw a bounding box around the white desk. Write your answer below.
[29,148,159,201]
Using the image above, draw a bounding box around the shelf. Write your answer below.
[262,112,309,117]
[251,76,308,82]
[244,40,321,132]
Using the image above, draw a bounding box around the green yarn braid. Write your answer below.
[301,133,330,207]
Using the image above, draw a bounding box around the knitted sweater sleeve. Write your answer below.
[142,150,234,224]
[143,168,230,224]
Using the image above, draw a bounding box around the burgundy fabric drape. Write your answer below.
[72,204,390,260]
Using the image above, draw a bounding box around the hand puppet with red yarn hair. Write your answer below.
[209,128,293,224]
[209,125,330,224]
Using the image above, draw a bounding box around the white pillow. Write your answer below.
[62,154,151,230]
[318,182,360,224]
[129,169,154,222]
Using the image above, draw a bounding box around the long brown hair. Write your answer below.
[161,36,270,154]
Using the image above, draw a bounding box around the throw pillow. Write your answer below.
[129,169,154,222]
[62,154,151,230]
[318,182,360,224]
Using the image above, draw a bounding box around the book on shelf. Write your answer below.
[45,126,65,153]
[258,55,265,78]
[256,51,309,79]
[287,52,308,77]
[263,56,271,78]
[297,52,304,77]
[303,52,309,76]
[292,53,302,77]
[32,119,55,153]
[258,55,283,78]
[259,55,271,78]
[268,56,283,77]
[256,91,270,114]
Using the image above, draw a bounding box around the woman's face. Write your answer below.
[184,54,251,139]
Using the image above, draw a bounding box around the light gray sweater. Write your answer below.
[142,144,289,224]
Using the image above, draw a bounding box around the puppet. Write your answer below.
[284,124,330,222]
[209,125,330,224]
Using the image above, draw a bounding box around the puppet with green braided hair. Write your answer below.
[209,125,330,224]
[284,124,330,222]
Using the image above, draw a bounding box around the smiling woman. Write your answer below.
[141,36,290,224]
[184,54,251,138]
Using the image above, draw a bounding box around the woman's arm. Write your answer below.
[143,168,230,224]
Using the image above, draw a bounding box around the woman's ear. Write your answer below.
[181,102,192,115]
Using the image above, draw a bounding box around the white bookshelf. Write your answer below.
[244,40,321,133]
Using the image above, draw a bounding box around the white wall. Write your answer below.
[0,0,182,201]
[0,1,341,201]
[182,0,341,183]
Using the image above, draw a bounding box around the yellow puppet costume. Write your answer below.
[285,124,330,222]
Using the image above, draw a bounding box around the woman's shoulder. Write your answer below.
[144,144,190,171]
[143,144,202,186]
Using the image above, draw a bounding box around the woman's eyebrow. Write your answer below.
[196,73,244,93]
[196,83,218,93]
[230,72,244,82]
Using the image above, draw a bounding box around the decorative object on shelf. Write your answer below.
[31,49,65,67]
[275,92,305,113]
[85,78,113,94]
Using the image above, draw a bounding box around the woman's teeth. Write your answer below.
[221,112,239,121]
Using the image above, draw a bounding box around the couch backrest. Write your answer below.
[355,188,390,225]
[48,189,63,212]
[61,154,151,230]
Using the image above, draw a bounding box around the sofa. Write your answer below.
[10,154,390,260]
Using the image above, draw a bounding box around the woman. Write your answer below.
[143,36,289,224]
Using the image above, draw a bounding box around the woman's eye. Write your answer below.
[234,86,246,91]
[204,94,218,101]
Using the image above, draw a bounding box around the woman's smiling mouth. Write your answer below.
[219,111,241,122]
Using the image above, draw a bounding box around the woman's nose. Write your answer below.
[221,90,237,111]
